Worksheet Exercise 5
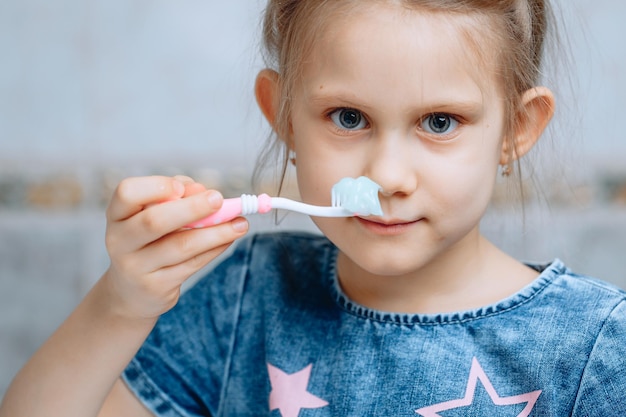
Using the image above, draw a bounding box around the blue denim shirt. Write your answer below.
[123,232,626,416]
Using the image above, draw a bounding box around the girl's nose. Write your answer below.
[364,133,418,197]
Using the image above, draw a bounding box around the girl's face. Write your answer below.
[289,5,507,282]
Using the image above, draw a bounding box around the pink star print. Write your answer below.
[415,357,541,417]
[267,363,329,417]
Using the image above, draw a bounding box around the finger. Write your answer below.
[156,241,234,284]
[106,189,225,255]
[183,182,207,197]
[107,176,185,222]
[133,217,249,272]
[120,189,225,249]
[172,175,195,184]
[172,175,208,197]
[106,236,236,316]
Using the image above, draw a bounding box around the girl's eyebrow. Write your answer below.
[422,100,485,115]
[309,91,484,115]
[308,92,367,109]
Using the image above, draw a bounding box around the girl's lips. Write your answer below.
[356,216,421,235]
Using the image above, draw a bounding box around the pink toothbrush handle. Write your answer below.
[186,194,273,228]
[186,197,244,228]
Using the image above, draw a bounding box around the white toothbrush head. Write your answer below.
[331,176,383,216]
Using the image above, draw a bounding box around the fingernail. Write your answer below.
[231,218,248,233]
[207,191,222,207]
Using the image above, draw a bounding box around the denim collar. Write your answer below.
[327,245,565,326]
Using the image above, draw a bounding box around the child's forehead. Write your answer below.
[300,4,502,97]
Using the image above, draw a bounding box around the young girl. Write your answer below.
[2,0,625,416]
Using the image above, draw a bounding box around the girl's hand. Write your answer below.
[102,175,248,321]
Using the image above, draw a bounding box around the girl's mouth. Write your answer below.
[356,216,421,235]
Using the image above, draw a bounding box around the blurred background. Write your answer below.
[1,0,625,397]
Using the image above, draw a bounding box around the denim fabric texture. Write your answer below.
[123,232,626,416]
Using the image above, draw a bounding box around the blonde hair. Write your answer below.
[255,0,554,192]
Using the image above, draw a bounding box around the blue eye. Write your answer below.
[422,113,458,135]
[329,108,368,130]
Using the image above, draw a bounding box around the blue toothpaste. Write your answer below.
[332,176,383,216]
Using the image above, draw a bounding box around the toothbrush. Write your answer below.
[186,176,383,229]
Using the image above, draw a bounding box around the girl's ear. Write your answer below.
[501,86,555,165]
[255,69,280,128]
